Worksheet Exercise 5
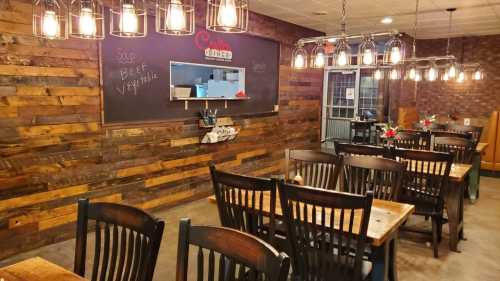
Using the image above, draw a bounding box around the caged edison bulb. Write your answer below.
[217,0,238,28]
[166,0,187,31]
[294,54,305,69]
[337,51,348,66]
[374,69,382,80]
[120,4,138,34]
[390,46,401,64]
[314,52,325,68]
[79,8,96,37]
[362,49,374,65]
[42,10,59,38]
[390,69,399,80]
[427,66,438,81]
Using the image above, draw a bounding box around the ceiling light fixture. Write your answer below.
[291,42,308,69]
[383,34,405,65]
[69,0,105,39]
[311,41,326,68]
[207,0,248,33]
[333,0,352,66]
[358,35,377,66]
[110,0,147,37]
[156,0,195,35]
[381,17,393,24]
[33,0,68,40]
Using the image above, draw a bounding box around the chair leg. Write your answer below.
[437,217,443,242]
[431,217,439,258]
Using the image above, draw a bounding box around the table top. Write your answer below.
[0,257,86,281]
[208,193,414,247]
[476,142,488,153]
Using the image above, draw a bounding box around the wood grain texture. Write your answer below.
[0,257,87,281]
[0,0,323,260]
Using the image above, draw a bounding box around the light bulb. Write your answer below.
[427,66,438,81]
[414,71,422,82]
[390,46,401,64]
[294,54,305,69]
[337,51,348,66]
[374,69,382,80]
[217,0,238,28]
[79,8,96,37]
[362,49,373,65]
[442,72,449,81]
[314,52,325,68]
[448,64,457,78]
[457,71,465,83]
[408,67,416,80]
[390,69,399,80]
[473,70,482,80]
[166,0,186,31]
[42,10,59,38]
[120,4,138,34]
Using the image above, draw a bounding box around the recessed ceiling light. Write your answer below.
[381,17,393,24]
[313,11,328,16]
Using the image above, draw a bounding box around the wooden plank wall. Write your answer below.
[0,0,324,259]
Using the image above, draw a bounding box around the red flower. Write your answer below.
[384,129,396,138]
[423,119,432,126]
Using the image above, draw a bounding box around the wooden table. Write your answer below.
[0,257,86,281]
[208,194,414,281]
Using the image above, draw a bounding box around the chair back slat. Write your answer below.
[394,149,453,214]
[342,155,406,201]
[446,124,483,147]
[285,149,343,190]
[74,199,164,281]
[175,219,290,281]
[278,182,373,281]
[334,141,387,157]
[399,129,431,150]
[210,164,277,244]
[434,136,475,164]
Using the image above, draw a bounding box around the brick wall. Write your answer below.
[0,0,323,259]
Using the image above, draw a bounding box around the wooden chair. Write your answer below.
[434,137,475,164]
[285,149,343,190]
[446,124,483,147]
[74,198,164,281]
[400,129,431,150]
[413,122,447,131]
[175,218,290,281]
[209,164,278,245]
[394,131,422,150]
[342,155,406,201]
[431,130,472,140]
[334,141,387,157]
[393,149,453,258]
[278,181,373,281]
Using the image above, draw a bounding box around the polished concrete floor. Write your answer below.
[1,177,500,281]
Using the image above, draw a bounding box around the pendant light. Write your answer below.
[457,67,466,83]
[406,64,417,80]
[291,43,308,69]
[33,0,68,40]
[334,0,352,66]
[389,68,400,80]
[444,8,458,80]
[414,70,422,82]
[110,0,147,37]
[405,0,419,80]
[207,0,248,33]
[156,0,195,35]
[374,68,383,80]
[69,0,105,39]
[383,34,405,65]
[473,68,484,80]
[311,41,326,68]
[426,61,438,81]
[358,35,377,66]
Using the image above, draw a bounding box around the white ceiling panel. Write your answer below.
[250,0,500,39]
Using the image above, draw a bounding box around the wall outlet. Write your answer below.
[464,118,471,126]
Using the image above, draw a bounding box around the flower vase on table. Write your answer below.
[419,114,437,131]
[380,124,401,149]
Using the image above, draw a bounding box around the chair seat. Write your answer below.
[293,260,372,281]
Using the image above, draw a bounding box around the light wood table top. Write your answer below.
[0,257,86,281]
[404,162,471,182]
[476,142,488,153]
[208,193,414,247]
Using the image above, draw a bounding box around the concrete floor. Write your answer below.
[1,177,500,281]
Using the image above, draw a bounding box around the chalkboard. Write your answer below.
[101,13,280,124]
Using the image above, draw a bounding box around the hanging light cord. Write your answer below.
[412,0,419,58]
[445,9,454,55]
[340,0,346,34]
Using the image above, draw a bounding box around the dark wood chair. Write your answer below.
[342,155,406,201]
[400,129,431,150]
[278,181,373,281]
[446,124,483,147]
[434,137,475,164]
[431,130,472,140]
[394,131,422,150]
[175,218,290,281]
[74,198,165,281]
[413,122,447,131]
[334,141,387,157]
[209,164,278,245]
[285,149,343,190]
[393,148,453,258]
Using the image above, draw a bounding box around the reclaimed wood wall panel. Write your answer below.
[0,0,324,259]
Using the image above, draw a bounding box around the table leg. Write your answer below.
[446,181,465,252]
[468,152,481,203]
[371,233,398,281]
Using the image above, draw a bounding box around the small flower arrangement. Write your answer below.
[419,114,437,130]
[380,124,401,146]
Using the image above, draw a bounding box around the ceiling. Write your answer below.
[250,0,500,39]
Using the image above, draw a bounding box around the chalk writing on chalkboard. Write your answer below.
[252,61,267,73]
[114,49,160,96]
